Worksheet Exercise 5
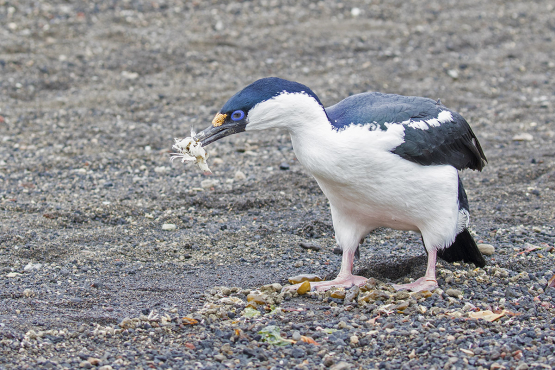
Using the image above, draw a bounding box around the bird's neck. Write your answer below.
[246,92,329,132]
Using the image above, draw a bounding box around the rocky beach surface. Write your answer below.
[1,0,555,369]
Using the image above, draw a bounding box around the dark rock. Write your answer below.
[300,242,322,251]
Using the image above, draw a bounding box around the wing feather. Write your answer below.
[325,92,487,171]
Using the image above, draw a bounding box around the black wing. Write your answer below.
[325,92,487,171]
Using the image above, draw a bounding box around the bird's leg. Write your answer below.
[285,245,367,292]
[392,247,438,292]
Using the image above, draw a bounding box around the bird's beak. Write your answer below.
[194,113,247,146]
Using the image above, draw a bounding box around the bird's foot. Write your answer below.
[284,275,368,292]
[392,277,438,292]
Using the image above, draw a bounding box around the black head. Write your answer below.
[195,77,322,146]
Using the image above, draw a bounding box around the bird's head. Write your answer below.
[195,77,324,146]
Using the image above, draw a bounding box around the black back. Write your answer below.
[325,92,487,171]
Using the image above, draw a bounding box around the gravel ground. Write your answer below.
[1,0,555,369]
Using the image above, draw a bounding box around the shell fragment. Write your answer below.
[170,130,211,173]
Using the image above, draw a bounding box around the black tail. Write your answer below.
[437,229,486,267]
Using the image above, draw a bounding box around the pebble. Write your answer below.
[87,358,101,366]
[446,288,463,298]
[214,354,226,362]
[478,243,495,255]
[288,274,322,284]
[329,289,346,299]
[200,179,217,189]
[344,286,360,303]
[211,158,224,166]
[330,362,352,370]
[447,69,459,79]
[162,223,177,231]
[393,291,410,300]
[512,133,534,141]
[24,262,42,271]
[294,261,303,267]
[260,283,282,293]
[350,335,359,345]
[291,347,306,358]
[351,7,361,17]
[246,293,267,305]
[279,162,290,170]
[234,171,246,181]
[79,361,92,369]
[299,242,321,251]
[98,366,113,370]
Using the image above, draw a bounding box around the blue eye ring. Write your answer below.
[231,110,245,121]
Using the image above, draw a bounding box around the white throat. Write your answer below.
[245,92,328,133]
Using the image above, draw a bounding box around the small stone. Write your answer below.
[350,335,359,345]
[515,363,529,370]
[162,223,177,231]
[121,71,139,80]
[211,158,224,166]
[344,286,360,303]
[323,357,334,367]
[154,166,169,174]
[6,272,22,278]
[299,242,321,251]
[98,366,113,370]
[119,317,136,329]
[260,283,282,293]
[292,331,302,341]
[234,171,246,181]
[330,361,352,370]
[446,288,463,298]
[329,288,346,300]
[395,300,410,311]
[246,293,267,305]
[294,261,303,268]
[447,69,459,79]
[23,289,35,298]
[512,133,533,141]
[79,361,92,369]
[291,347,306,358]
[490,363,505,370]
[214,354,226,362]
[279,162,290,170]
[220,287,231,296]
[297,281,311,295]
[394,291,410,300]
[358,290,390,303]
[24,263,42,271]
[200,179,216,189]
[87,358,101,366]
[478,244,495,256]
[337,321,347,329]
[288,274,322,284]
[351,7,361,17]
[360,278,379,291]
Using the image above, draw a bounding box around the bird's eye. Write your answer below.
[231,110,245,121]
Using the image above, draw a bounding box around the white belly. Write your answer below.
[290,124,461,249]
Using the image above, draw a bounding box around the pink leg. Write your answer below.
[392,248,438,292]
[286,246,367,292]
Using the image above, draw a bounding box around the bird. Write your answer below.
[194,77,487,292]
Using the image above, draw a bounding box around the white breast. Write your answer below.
[290,120,461,250]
